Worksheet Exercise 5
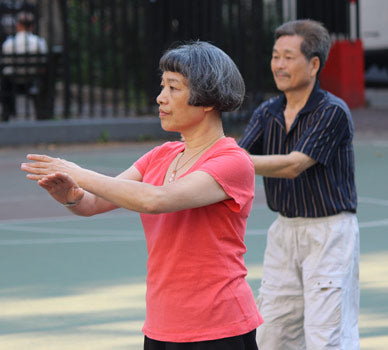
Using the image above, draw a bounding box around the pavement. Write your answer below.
[351,107,388,140]
[1,129,388,349]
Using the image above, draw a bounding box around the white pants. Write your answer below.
[256,213,360,350]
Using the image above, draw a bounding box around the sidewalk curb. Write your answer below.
[0,116,248,147]
[0,117,177,146]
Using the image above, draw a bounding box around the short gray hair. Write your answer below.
[159,41,245,112]
[275,19,331,76]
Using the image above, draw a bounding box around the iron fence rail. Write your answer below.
[62,0,265,119]
[0,0,356,121]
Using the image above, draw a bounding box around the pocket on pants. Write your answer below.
[305,278,342,327]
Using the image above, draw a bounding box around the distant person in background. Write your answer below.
[1,11,47,121]
[239,19,359,349]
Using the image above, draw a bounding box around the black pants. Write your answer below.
[0,75,51,121]
[144,329,258,350]
[0,76,17,121]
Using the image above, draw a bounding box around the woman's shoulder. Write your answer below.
[135,141,184,172]
[208,137,253,167]
[150,140,184,155]
[214,137,250,155]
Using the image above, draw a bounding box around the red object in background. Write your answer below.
[320,39,365,109]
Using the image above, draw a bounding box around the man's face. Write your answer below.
[271,35,318,93]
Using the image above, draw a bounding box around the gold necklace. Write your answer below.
[168,136,224,183]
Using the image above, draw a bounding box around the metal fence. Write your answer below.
[295,0,358,39]
[0,0,358,121]
[0,0,269,120]
[62,0,266,119]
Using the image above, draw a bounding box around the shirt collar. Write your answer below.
[268,80,325,118]
[298,80,325,115]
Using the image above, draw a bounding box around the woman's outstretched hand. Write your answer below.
[21,154,80,180]
[21,154,84,206]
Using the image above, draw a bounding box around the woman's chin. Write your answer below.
[160,121,179,133]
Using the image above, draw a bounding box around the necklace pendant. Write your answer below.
[169,170,177,183]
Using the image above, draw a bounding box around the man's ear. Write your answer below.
[311,56,320,77]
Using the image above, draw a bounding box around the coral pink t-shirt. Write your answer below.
[134,137,263,342]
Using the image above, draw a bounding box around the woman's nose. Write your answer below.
[156,89,166,105]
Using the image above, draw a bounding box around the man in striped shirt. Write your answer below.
[239,19,359,349]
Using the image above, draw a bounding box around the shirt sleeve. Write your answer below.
[294,105,352,166]
[238,106,265,155]
[198,147,255,213]
[133,145,161,176]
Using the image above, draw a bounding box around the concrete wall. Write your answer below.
[0,116,248,147]
[0,117,178,147]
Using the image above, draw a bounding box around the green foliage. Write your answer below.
[64,0,283,118]
[98,129,110,144]
[136,134,154,142]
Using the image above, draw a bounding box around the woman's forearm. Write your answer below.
[65,190,118,216]
[75,168,164,214]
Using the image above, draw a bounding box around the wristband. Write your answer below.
[63,201,78,207]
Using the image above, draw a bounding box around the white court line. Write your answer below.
[0,211,137,225]
[0,225,141,236]
[2,225,262,237]
[1,196,385,226]
[247,217,388,234]
[355,139,388,147]
[0,193,387,246]
[0,235,144,246]
[246,229,267,236]
[359,196,388,206]
[0,218,387,246]
[0,230,266,246]
[359,218,388,228]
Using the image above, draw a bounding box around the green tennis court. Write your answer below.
[0,138,387,349]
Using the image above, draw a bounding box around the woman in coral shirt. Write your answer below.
[21,41,263,349]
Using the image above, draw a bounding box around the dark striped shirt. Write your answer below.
[239,82,357,218]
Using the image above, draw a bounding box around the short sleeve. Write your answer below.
[134,142,184,186]
[134,143,174,177]
[294,105,352,166]
[198,147,255,213]
[133,147,157,176]
[238,106,265,155]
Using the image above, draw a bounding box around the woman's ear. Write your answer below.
[203,106,215,113]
